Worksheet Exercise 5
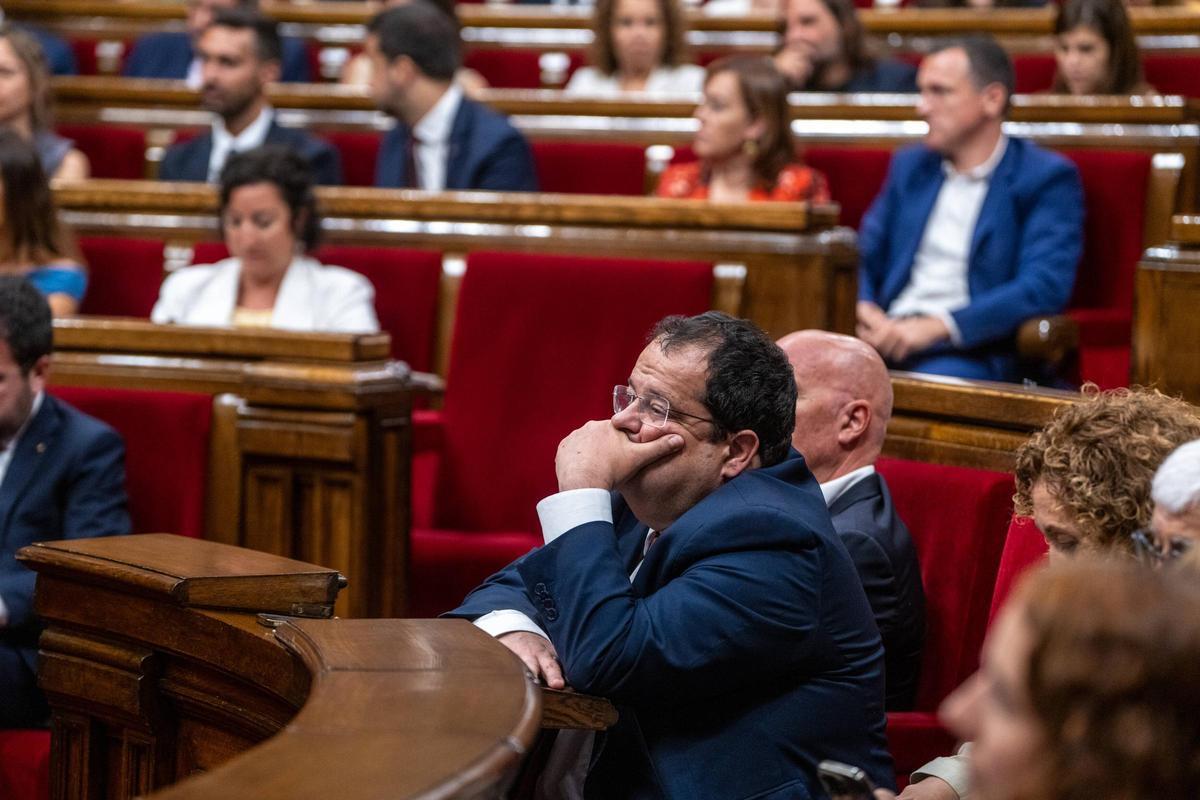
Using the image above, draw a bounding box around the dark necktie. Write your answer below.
[404,134,421,189]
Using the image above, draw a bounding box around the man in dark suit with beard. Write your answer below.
[778,328,925,710]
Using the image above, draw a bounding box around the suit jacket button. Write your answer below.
[543,607,558,622]
[534,582,548,598]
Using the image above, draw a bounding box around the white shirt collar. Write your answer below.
[942,134,1008,181]
[211,104,274,154]
[819,464,876,507]
[412,84,463,145]
[0,390,44,486]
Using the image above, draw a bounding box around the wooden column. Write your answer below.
[1133,215,1200,404]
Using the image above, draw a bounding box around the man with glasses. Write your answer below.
[448,312,893,799]
[1136,439,1200,566]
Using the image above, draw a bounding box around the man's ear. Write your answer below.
[835,400,871,448]
[258,58,282,86]
[981,82,1007,119]
[721,429,761,481]
[27,355,50,394]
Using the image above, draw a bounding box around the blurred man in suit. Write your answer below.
[449,313,893,799]
[857,36,1084,381]
[779,328,925,710]
[123,0,309,83]
[157,8,340,185]
[0,277,129,727]
[366,2,537,191]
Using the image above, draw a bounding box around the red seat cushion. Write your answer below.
[1145,54,1200,98]
[57,125,146,180]
[0,730,49,800]
[805,146,893,229]
[463,49,585,89]
[532,141,648,195]
[1012,53,1057,94]
[325,131,382,187]
[48,386,212,538]
[77,237,164,317]
[410,252,713,616]
[988,515,1048,627]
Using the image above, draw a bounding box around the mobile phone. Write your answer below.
[817,759,877,800]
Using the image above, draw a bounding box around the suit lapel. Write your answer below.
[0,398,61,544]
[969,139,1018,270]
[886,159,944,303]
[445,101,471,191]
[827,471,882,517]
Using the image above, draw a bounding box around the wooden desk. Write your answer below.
[1133,214,1200,404]
[53,180,856,345]
[49,318,412,619]
[18,534,551,800]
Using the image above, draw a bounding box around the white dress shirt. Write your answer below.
[564,65,706,97]
[819,464,876,508]
[888,136,1009,345]
[186,56,202,89]
[410,84,464,192]
[0,391,44,626]
[207,105,274,182]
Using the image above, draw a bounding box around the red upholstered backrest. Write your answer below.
[325,131,382,187]
[1145,55,1200,98]
[1012,53,1058,94]
[988,515,1049,627]
[436,252,714,533]
[876,458,1014,709]
[532,141,648,195]
[0,729,49,800]
[312,245,442,369]
[805,146,893,229]
[48,386,212,539]
[57,125,147,180]
[463,49,585,89]
[191,241,229,265]
[1061,150,1150,313]
[78,237,165,318]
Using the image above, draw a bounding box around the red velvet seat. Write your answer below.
[1145,55,1200,98]
[988,515,1049,626]
[874,458,1014,779]
[47,386,212,539]
[1060,149,1152,388]
[0,730,49,800]
[190,242,443,370]
[532,141,648,195]
[324,131,382,187]
[463,49,585,89]
[1012,53,1057,94]
[804,146,894,229]
[408,251,714,617]
[57,125,146,180]
[77,237,165,318]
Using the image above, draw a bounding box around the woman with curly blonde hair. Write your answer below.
[939,558,1200,800]
[1013,385,1200,559]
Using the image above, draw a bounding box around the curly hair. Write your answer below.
[1012,559,1200,800]
[1014,385,1200,554]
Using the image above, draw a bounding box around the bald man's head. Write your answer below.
[776,329,893,483]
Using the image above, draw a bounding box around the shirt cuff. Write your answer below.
[472,609,550,640]
[912,746,971,799]
[934,309,964,347]
[535,488,612,544]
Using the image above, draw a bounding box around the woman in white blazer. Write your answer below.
[152,147,379,333]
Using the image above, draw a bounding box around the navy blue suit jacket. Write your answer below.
[858,137,1084,380]
[158,120,343,185]
[828,471,925,711]
[19,25,77,76]
[449,453,893,799]
[123,31,311,83]
[0,395,130,668]
[374,97,538,191]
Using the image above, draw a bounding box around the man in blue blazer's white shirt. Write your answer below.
[449,313,893,799]
[0,278,129,727]
[857,36,1084,382]
[365,2,537,192]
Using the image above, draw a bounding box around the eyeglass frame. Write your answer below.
[1130,527,1195,566]
[612,385,715,428]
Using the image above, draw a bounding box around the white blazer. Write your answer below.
[564,64,706,96]
[151,255,380,334]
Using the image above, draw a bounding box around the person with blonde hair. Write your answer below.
[936,559,1200,800]
[0,26,88,181]
[565,0,704,95]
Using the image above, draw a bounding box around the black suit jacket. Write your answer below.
[829,471,926,710]
[158,120,343,185]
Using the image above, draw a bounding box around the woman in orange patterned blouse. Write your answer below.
[656,55,831,203]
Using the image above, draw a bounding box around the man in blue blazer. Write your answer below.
[857,37,1084,382]
[0,278,129,727]
[158,8,340,185]
[123,0,310,83]
[449,313,893,799]
[366,3,537,192]
[17,24,77,76]
[779,330,925,712]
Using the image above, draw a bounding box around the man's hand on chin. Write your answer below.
[554,420,684,492]
[499,631,566,689]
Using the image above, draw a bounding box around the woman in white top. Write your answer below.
[565,0,705,96]
[152,146,379,333]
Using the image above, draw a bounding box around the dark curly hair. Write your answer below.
[651,312,797,466]
[1014,385,1200,554]
[218,145,321,252]
[1011,559,1200,800]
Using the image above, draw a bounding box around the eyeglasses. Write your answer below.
[1130,527,1195,566]
[612,385,714,428]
